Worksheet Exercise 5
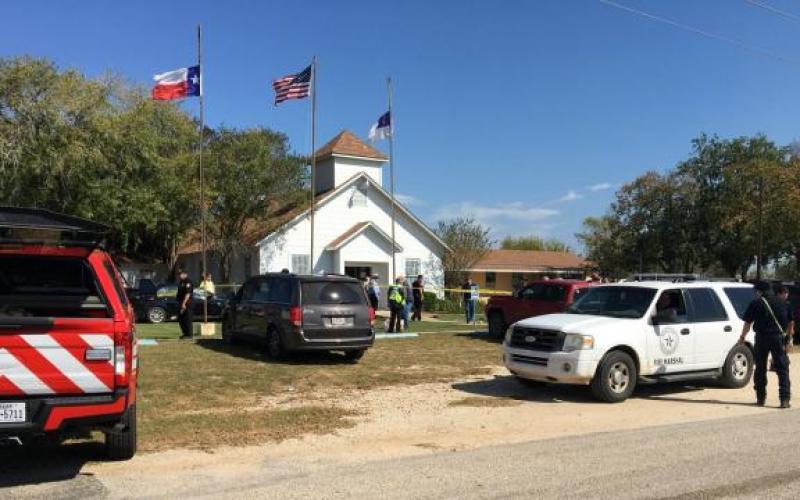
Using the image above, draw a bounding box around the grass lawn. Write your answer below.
[135,329,502,452]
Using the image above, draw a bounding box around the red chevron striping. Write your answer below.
[52,333,115,383]
[0,376,25,396]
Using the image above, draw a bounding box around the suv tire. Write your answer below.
[221,316,237,344]
[266,328,287,360]
[488,312,506,338]
[719,344,753,389]
[147,307,166,324]
[591,351,637,403]
[344,349,365,363]
[105,404,137,460]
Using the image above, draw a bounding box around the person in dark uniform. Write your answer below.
[739,281,791,408]
[412,274,424,321]
[176,269,194,339]
[777,285,796,354]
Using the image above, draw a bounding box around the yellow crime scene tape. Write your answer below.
[202,284,513,296]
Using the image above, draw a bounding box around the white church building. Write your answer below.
[179,130,449,296]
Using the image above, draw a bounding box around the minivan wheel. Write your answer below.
[344,349,365,363]
[591,351,637,403]
[265,328,286,360]
[719,344,753,389]
[488,312,506,338]
[147,307,166,324]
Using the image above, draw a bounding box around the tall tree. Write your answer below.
[206,127,306,282]
[434,217,493,286]
[500,235,572,252]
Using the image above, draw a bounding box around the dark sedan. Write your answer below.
[129,280,227,323]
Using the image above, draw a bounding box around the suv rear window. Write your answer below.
[302,281,366,305]
[724,287,756,320]
[0,256,108,317]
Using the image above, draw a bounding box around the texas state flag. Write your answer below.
[151,65,201,100]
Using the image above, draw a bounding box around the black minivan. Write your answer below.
[221,273,376,362]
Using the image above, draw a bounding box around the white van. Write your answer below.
[503,281,756,402]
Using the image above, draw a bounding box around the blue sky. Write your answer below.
[4,0,800,251]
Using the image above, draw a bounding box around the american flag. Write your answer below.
[272,64,312,105]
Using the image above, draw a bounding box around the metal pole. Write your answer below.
[388,76,396,281]
[310,57,317,274]
[198,24,208,324]
[757,175,764,280]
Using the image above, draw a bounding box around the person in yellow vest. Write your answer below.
[387,277,406,333]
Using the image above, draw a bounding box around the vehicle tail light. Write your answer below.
[289,306,303,327]
[113,323,132,387]
[368,307,376,326]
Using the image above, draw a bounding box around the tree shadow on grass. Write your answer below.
[452,374,745,405]
[195,338,357,366]
[454,331,502,345]
[0,440,105,490]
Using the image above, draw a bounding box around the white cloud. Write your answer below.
[557,190,583,203]
[431,201,559,224]
[587,182,613,192]
[394,193,427,206]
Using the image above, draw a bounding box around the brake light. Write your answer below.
[113,322,132,387]
[289,306,303,327]
[368,307,376,326]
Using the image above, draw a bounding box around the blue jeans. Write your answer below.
[465,300,475,323]
[403,302,412,328]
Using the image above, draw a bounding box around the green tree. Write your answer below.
[206,127,306,282]
[500,235,572,252]
[434,217,493,286]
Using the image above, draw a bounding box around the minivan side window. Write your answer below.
[242,280,256,301]
[687,288,728,322]
[253,279,271,302]
[268,277,293,303]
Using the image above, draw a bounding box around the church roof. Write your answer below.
[326,221,403,252]
[314,130,388,161]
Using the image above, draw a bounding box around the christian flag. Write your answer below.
[152,65,201,100]
[368,111,391,142]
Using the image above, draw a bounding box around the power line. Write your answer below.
[599,0,800,66]
[745,0,800,24]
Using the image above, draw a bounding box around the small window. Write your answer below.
[571,287,586,303]
[511,272,524,288]
[291,254,310,275]
[688,288,728,322]
[485,272,497,289]
[405,258,421,278]
[724,287,756,320]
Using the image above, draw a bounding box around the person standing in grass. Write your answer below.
[462,278,478,324]
[412,274,424,321]
[387,277,405,333]
[402,277,413,330]
[176,269,194,339]
[367,274,381,310]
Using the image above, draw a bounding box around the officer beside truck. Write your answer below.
[739,281,791,408]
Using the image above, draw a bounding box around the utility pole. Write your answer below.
[756,175,764,280]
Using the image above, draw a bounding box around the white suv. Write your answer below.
[503,281,756,402]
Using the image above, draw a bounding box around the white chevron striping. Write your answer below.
[79,334,115,366]
[21,335,111,394]
[0,348,55,395]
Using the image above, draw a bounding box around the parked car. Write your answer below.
[0,207,138,459]
[130,281,227,323]
[485,280,596,337]
[503,280,756,402]
[222,273,375,362]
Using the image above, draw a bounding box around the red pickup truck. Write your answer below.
[485,280,596,336]
[0,207,138,459]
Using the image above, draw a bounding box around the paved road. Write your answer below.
[3,408,800,499]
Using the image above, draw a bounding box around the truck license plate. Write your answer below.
[0,402,25,423]
[332,317,347,326]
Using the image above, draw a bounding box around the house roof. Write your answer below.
[470,249,589,273]
[325,221,403,252]
[314,130,388,161]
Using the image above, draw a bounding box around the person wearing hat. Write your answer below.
[739,281,791,408]
[176,268,195,339]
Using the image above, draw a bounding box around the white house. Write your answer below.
[178,130,449,297]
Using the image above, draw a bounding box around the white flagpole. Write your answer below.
[387,76,396,281]
[198,23,208,325]
[310,57,317,274]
